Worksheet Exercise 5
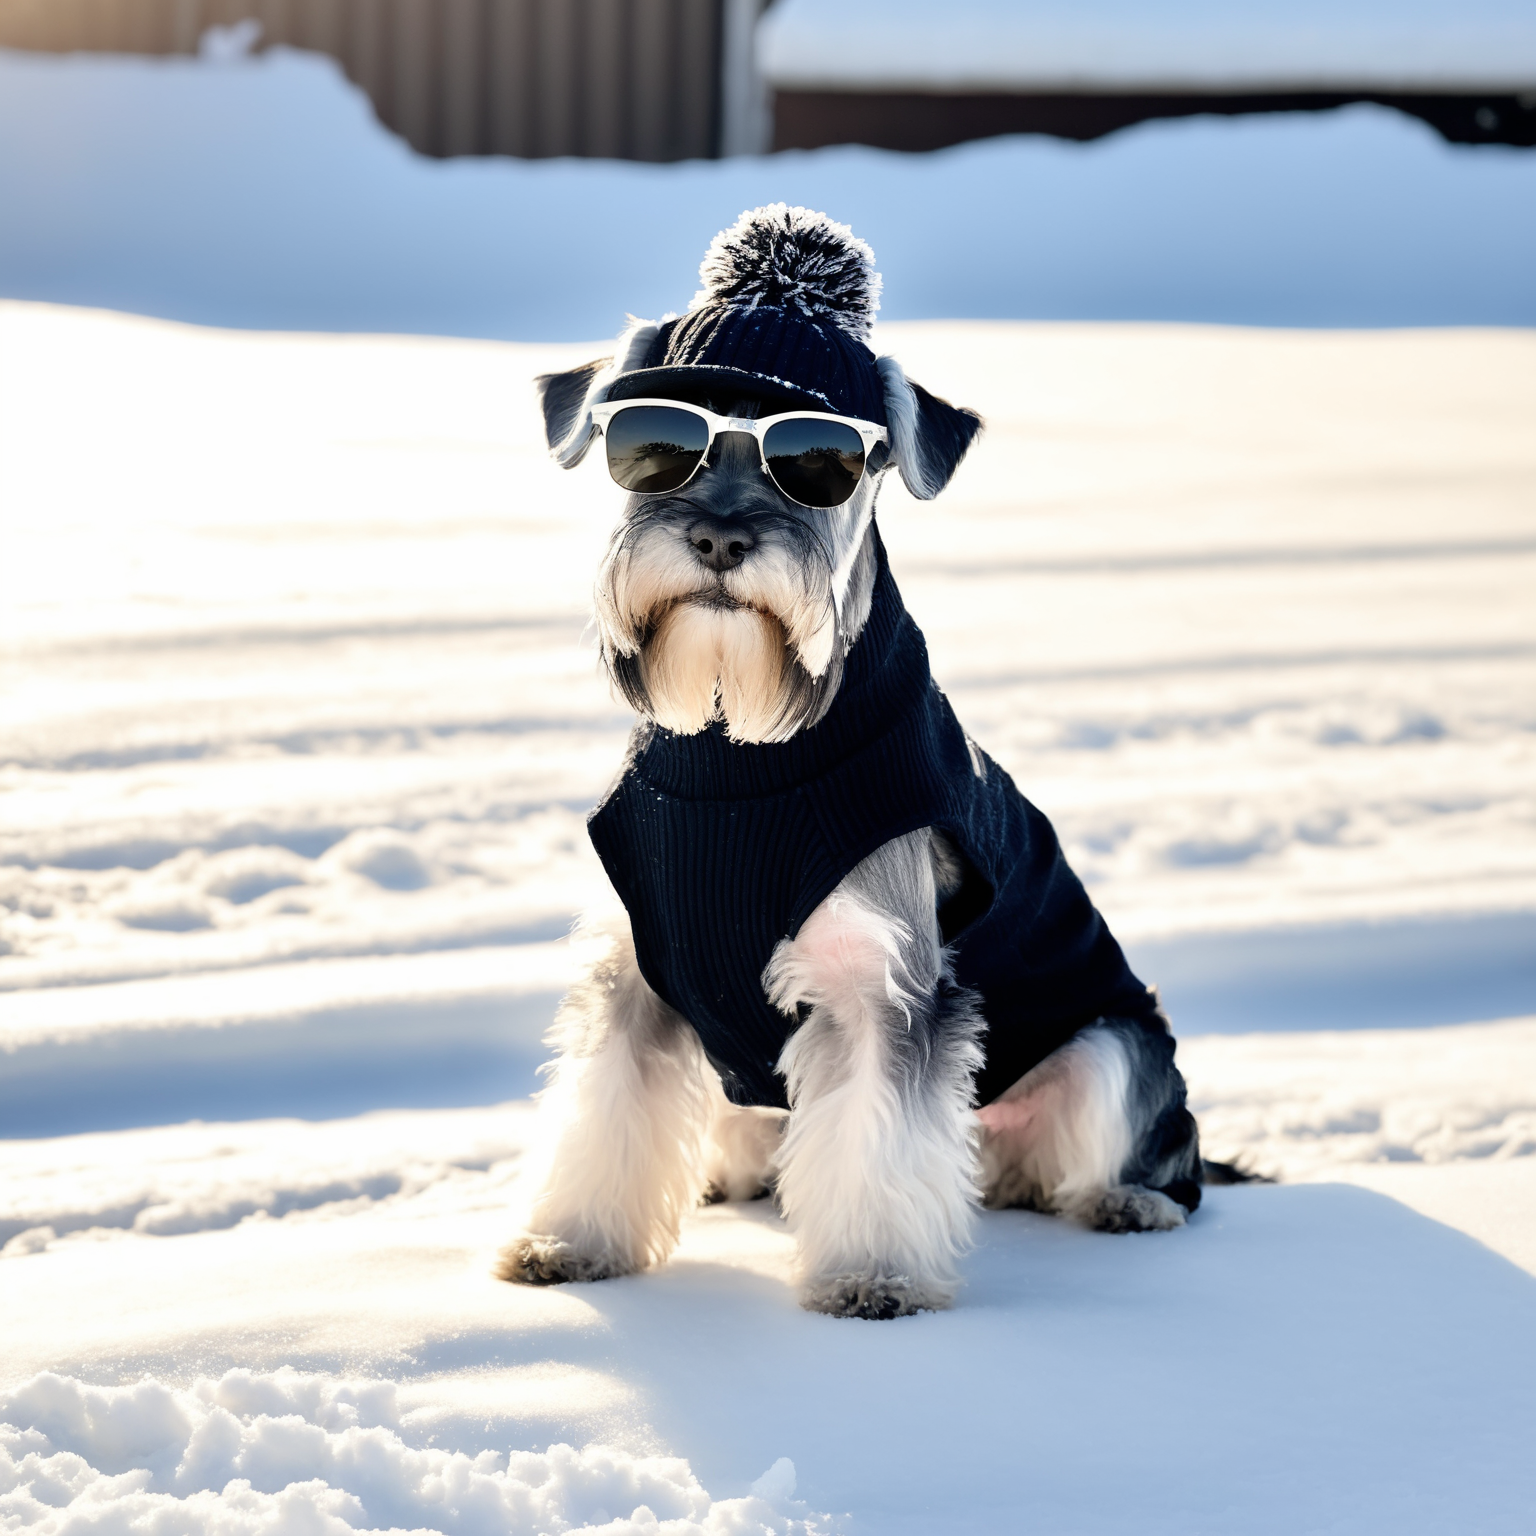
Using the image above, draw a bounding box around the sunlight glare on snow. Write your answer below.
[1,301,1533,1535]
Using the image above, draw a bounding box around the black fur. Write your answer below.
[911,378,983,495]
[1203,1158,1275,1186]
[535,356,607,455]
[1097,1015,1206,1213]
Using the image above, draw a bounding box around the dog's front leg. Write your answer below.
[498,912,712,1285]
[765,830,985,1318]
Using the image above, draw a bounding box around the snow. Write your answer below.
[0,948,567,1136]
[761,0,1536,92]
[1,1179,1532,1535]
[1184,1015,1536,1174]
[6,1019,1535,1258]
[3,298,1533,1532]
[2,46,1535,1530]
[0,1371,821,1535]
[3,48,1536,334]
[0,1104,534,1253]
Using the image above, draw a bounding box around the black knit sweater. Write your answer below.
[588,533,1163,1109]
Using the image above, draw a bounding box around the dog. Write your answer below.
[498,206,1204,1319]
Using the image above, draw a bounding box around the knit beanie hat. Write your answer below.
[539,205,982,500]
[606,204,889,424]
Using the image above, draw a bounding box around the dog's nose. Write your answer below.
[688,518,756,572]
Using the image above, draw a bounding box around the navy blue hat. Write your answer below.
[538,205,983,501]
[607,205,890,425]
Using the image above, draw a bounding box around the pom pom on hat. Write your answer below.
[541,202,980,496]
[693,204,881,342]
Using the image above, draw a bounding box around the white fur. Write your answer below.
[594,471,881,745]
[595,520,711,661]
[596,513,838,693]
[702,1070,786,1202]
[640,602,788,741]
[596,492,874,674]
[724,533,839,680]
[765,833,984,1314]
[974,1023,1130,1219]
[976,1023,1183,1230]
[500,913,713,1280]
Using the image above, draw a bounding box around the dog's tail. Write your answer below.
[1202,1157,1276,1185]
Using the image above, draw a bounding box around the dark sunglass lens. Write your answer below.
[604,406,709,494]
[762,418,866,508]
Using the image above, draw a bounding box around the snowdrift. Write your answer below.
[2,46,1535,335]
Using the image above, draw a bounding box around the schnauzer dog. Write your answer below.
[499,205,1204,1319]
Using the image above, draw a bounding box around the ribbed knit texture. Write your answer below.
[621,308,889,425]
[588,533,1164,1108]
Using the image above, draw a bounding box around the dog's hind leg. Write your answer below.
[977,1016,1202,1232]
[702,1073,786,1203]
[765,830,986,1318]
[497,910,712,1285]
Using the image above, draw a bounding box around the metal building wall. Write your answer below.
[0,0,726,161]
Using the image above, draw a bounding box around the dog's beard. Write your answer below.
[596,512,851,744]
[638,601,790,741]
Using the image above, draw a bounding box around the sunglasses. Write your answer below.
[588,400,889,509]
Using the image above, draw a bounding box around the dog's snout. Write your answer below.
[688,518,756,572]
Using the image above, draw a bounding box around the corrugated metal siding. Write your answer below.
[0,0,726,160]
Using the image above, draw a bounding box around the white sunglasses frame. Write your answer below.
[588,398,889,508]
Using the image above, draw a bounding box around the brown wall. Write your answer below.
[772,87,1536,152]
[0,0,725,160]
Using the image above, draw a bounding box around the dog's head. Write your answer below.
[536,207,982,744]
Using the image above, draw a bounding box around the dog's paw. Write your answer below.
[800,1272,952,1320]
[494,1235,629,1286]
[1080,1185,1187,1234]
[700,1176,774,1206]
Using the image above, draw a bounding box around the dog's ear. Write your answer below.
[536,318,662,468]
[876,355,983,499]
[537,358,608,465]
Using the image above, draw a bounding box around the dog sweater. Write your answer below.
[587,532,1167,1109]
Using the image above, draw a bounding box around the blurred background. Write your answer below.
[6,0,1536,162]
[3,0,1536,332]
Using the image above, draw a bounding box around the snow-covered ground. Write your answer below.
[3,300,1534,1532]
[2,43,1534,1531]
